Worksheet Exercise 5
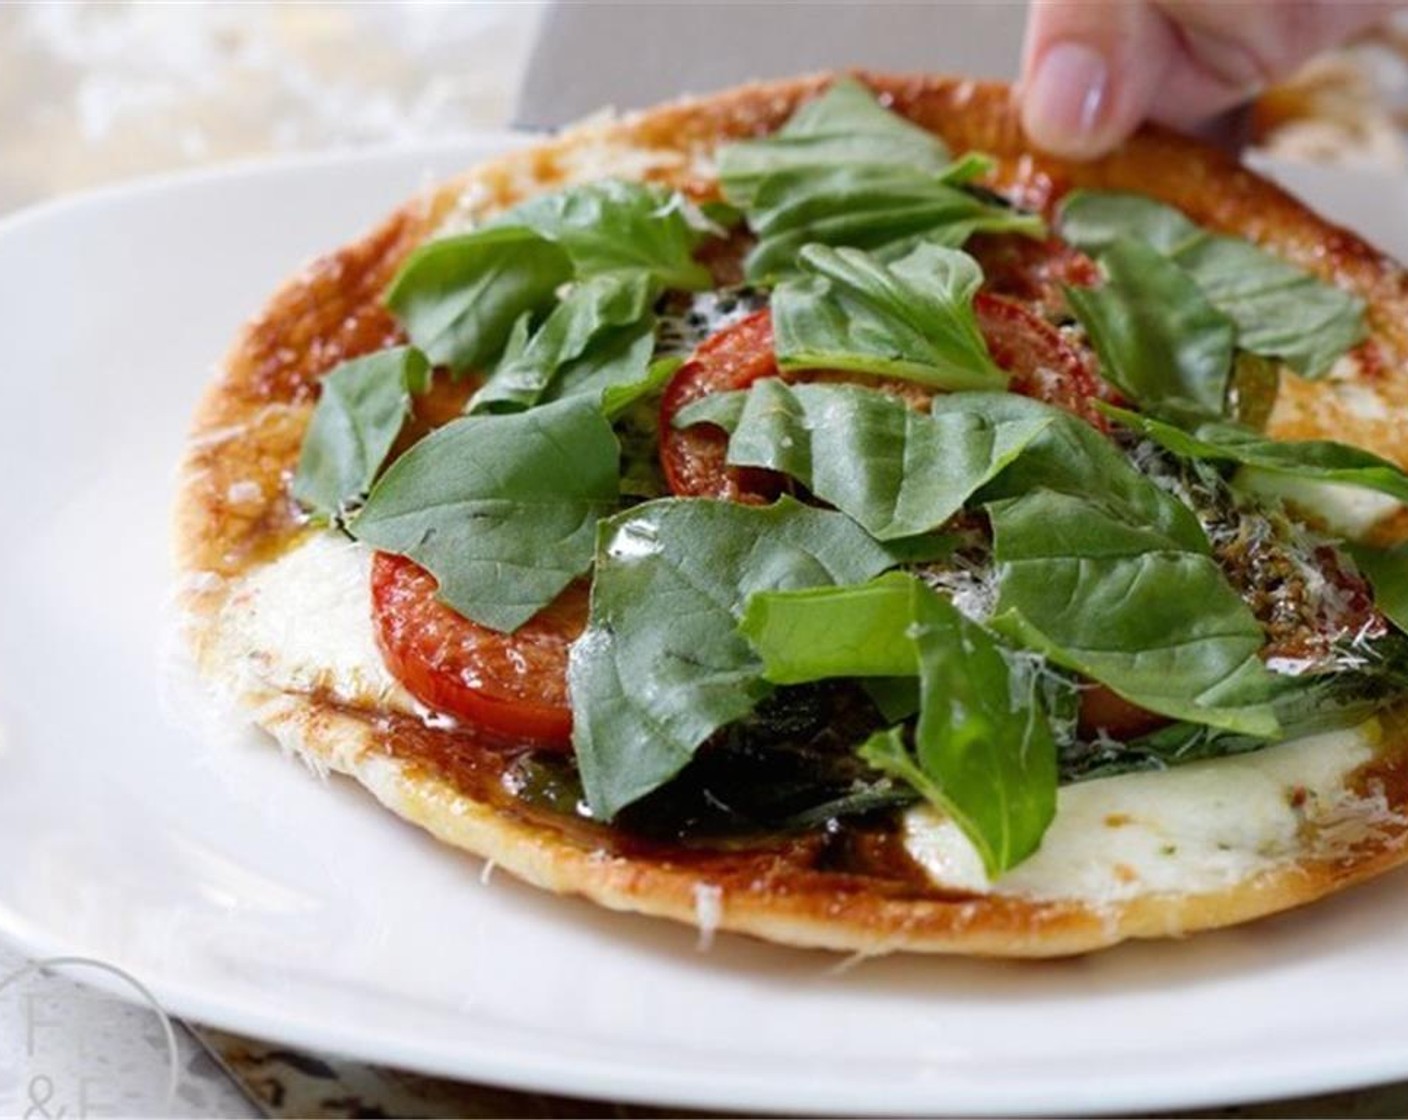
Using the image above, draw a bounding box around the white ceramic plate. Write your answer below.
[4,138,1408,1118]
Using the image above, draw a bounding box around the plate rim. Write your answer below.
[6,902,1408,1119]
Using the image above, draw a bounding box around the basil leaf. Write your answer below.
[1081,655,1408,781]
[863,677,922,723]
[907,592,1058,875]
[672,389,747,431]
[1100,404,1408,504]
[351,397,618,633]
[717,77,952,208]
[740,572,1059,874]
[676,379,1052,539]
[739,571,922,682]
[1177,237,1366,378]
[601,356,681,421]
[1060,190,1367,377]
[1065,238,1236,423]
[543,331,659,415]
[937,152,998,185]
[469,273,656,414]
[932,392,1208,551]
[570,497,897,820]
[716,79,1035,281]
[384,227,573,375]
[743,165,1044,283]
[773,243,1006,390]
[700,198,744,229]
[988,488,1280,736]
[1349,544,1408,633]
[291,347,430,525]
[1058,190,1197,255]
[496,180,712,290]
[866,607,1055,876]
[611,358,681,502]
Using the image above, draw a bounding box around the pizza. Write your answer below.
[177,73,1408,957]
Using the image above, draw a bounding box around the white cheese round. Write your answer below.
[904,725,1382,903]
[216,533,415,712]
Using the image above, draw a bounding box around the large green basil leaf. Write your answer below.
[496,180,712,291]
[384,227,573,374]
[350,397,618,633]
[717,77,952,208]
[1060,190,1366,378]
[570,497,896,820]
[741,572,1058,874]
[1065,238,1236,423]
[675,379,1052,539]
[1100,404,1408,504]
[470,273,656,414]
[292,347,430,525]
[743,165,1044,283]
[773,243,1006,389]
[933,393,1208,551]
[988,488,1280,736]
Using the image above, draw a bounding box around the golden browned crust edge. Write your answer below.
[176,73,1408,957]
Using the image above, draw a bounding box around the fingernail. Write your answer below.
[1024,41,1110,154]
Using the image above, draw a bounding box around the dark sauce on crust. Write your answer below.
[339,693,960,902]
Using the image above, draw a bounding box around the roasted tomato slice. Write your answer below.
[1077,685,1169,741]
[967,232,1101,322]
[658,309,790,501]
[974,292,1114,430]
[370,552,586,749]
[660,295,1110,499]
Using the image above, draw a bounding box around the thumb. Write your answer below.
[1019,0,1179,160]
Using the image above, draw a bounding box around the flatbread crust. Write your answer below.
[176,73,1408,957]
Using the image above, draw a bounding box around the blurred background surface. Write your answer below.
[0,2,542,212]
[4,1,1408,217]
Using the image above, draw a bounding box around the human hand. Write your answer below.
[1018,0,1402,159]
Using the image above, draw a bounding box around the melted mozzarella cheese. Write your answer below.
[904,725,1384,903]
[217,534,415,712]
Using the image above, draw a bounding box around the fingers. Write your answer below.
[1148,1,1400,132]
[1019,0,1405,160]
[1019,0,1181,160]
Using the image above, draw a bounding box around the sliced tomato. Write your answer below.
[1077,685,1169,741]
[973,292,1115,430]
[660,295,1112,499]
[658,309,789,502]
[370,552,586,749]
[967,232,1101,322]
